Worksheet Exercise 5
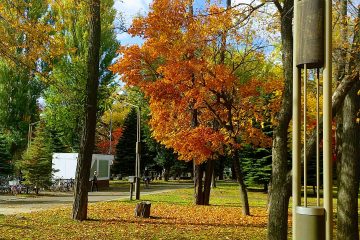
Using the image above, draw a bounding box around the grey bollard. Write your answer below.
[295,206,325,240]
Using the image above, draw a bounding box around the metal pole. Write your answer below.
[122,101,142,200]
[323,0,333,237]
[135,107,141,200]
[109,108,113,154]
[292,0,301,237]
[304,64,308,207]
[138,107,141,186]
[316,69,320,207]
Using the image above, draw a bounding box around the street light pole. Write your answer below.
[27,121,40,152]
[123,102,141,200]
[109,108,113,154]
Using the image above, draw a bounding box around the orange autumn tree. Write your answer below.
[111,0,281,210]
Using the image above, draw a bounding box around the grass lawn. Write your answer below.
[0,181,282,240]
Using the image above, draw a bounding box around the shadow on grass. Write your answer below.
[0,223,32,229]
[86,216,267,229]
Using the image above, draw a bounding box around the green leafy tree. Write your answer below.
[18,123,53,193]
[0,134,12,176]
[0,60,43,158]
[43,0,118,151]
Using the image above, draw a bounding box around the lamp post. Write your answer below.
[27,121,40,151]
[108,108,113,155]
[293,0,332,239]
[123,102,141,200]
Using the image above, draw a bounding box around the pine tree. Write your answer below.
[0,133,12,176]
[113,108,138,176]
[49,129,69,153]
[18,123,53,192]
[241,145,272,192]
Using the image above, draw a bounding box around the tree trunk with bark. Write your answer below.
[194,161,214,205]
[268,0,293,239]
[233,149,250,215]
[72,0,101,221]
[337,6,360,239]
[337,79,360,240]
[194,163,204,204]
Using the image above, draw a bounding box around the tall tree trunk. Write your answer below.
[194,161,214,205]
[203,160,214,204]
[72,0,101,221]
[194,163,204,205]
[233,149,250,215]
[337,6,360,239]
[336,0,347,194]
[268,0,293,239]
[337,79,360,240]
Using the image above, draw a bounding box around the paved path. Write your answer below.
[0,183,191,215]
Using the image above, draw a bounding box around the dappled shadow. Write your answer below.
[0,223,32,229]
[0,200,70,204]
[91,216,267,229]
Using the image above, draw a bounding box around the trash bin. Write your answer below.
[295,206,325,240]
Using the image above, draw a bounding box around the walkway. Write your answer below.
[0,182,192,215]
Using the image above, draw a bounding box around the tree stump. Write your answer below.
[134,201,151,218]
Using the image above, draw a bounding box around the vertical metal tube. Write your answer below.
[109,109,112,154]
[316,69,320,207]
[324,0,333,236]
[292,0,301,238]
[138,108,141,185]
[27,124,31,151]
[303,64,308,207]
[135,107,141,200]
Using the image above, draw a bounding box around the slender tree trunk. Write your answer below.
[194,163,204,205]
[194,161,214,205]
[72,0,101,221]
[203,160,214,204]
[211,168,216,188]
[268,0,293,238]
[337,79,360,240]
[233,149,250,215]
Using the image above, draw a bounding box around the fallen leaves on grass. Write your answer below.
[0,202,269,240]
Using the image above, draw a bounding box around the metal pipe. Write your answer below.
[122,101,141,200]
[323,0,333,237]
[109,108,113,154]
[316,68,320,206]
[303,64,308,207]
[292,0,301,238]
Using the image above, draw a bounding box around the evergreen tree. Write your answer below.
[241,145,272,192]
[113,109,138,176]
[0,133,12,176]
[17,123,53,192]
[49,129,70,153]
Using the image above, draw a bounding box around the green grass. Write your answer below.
[0,181,270,240]
[2,180,353,240]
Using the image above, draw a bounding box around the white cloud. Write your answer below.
[114,0,152,25]
[114,0,152,46]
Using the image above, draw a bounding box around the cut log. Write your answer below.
[134,201,151,218]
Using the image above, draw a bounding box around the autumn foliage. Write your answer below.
[96,127,123,155]
[111,0,282,164]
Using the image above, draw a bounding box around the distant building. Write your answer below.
[52,153,114,188]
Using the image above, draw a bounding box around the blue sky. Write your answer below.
[114,0,152,45]
[113,0,233,46]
